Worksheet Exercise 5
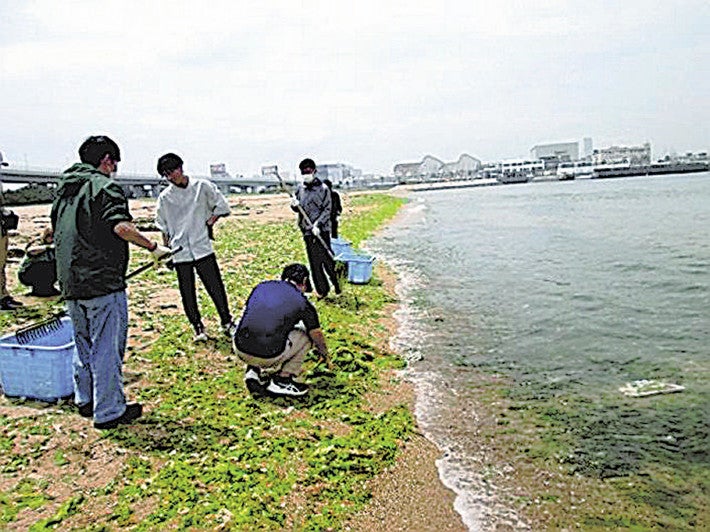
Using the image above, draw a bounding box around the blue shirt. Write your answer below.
[235,280,320,358]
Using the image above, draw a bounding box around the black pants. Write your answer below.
[304,233,340,297]
[175,254,232,328]
[330,217,339,238]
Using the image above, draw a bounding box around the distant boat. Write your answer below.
[497,171,532,184]
[557,161,594,180]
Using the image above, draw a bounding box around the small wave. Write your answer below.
[368,232,528,531]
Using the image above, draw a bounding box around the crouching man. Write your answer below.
[232,263,330,397]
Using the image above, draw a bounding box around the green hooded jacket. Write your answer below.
[51,163,132,300]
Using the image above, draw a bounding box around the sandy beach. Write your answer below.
[1,193,467,531]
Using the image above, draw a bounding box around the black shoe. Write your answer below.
[244,365,269,394]
[0,296,23,311]
[94,403,143,429]
[77,401,93,418]
[267,375,309,397]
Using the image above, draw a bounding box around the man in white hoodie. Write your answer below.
[155,153,235,342]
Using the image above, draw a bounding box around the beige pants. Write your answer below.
[0,234,8,299]
[235,329,312,376]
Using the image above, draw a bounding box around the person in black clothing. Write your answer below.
[18,227,60,296]
[291,158,341,298]
[232,263,330,397]
[0,151,23,311]
[322,179,342,238]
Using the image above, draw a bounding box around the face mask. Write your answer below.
[302,173,315,184]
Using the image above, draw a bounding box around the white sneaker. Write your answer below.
[267,375,309,397]
[221,320,237,338]
[193,324,208,343]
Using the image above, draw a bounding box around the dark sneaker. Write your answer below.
[244,365,269,394]
[267,375,309,397]
[77,401,93,418]
[0,296,23,311]
[94,403,143,429]
[245,365,268,385]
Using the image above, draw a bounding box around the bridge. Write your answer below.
[0,166,299,198]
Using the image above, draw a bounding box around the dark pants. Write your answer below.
[331,217,339,238]
[304,233,340,297]
[174,254,232,328]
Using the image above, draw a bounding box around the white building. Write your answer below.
[582,137,594,159]
[441,153,482,179]
[393,155,445,181]
[593,143,651,166]
[393,153,482,181]
[530,142,579,162]
[315,163,360,186]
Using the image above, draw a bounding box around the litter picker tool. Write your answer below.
[268,166,335,261]
[124,245,182,280]
[14,246,182,345]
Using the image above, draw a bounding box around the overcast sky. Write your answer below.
[1,0,708,177]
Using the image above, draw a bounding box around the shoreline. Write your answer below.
[1,193,468,530]
[363,200,522,531]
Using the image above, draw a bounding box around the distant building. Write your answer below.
[393,155,445,181]
[210,163,230,178]
[441,153,482,179]
[392,162,421,179]
[582,137,594,159]
[593,143,651,166]
[315,163,361,187]
[530,141,579,162]
[394,154,481,181]
[661,151,708,163]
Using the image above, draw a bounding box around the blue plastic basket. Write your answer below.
[344,253,375,284]
[331,238,353,259]
[0,317,75,401]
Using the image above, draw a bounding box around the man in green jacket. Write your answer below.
[51,135,171,429]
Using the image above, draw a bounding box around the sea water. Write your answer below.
[369,173,710,530]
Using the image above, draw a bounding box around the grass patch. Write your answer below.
[1,193,415,530]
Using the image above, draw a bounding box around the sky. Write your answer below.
[1,0,708,177]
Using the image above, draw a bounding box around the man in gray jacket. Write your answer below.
[291,158,341,298]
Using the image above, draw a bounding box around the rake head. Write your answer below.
[15,314,66,345]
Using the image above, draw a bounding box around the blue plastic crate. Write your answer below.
[0,317,75,401]
[331,238,353,259]
[345,253,375,284]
